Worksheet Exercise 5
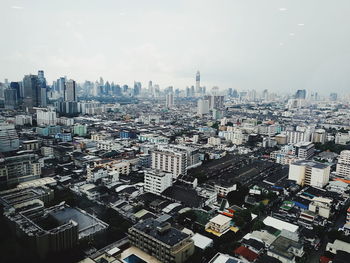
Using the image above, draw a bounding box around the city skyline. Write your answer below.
[1,0,350,93]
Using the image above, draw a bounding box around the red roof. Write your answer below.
[319,256,331,263]
[234,246,259,262]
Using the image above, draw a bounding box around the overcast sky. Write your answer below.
[1,0,350,94]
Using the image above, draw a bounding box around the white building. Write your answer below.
[285,131,307,144]
[36,108,57,126]
[96,140,123,151]
[205,214,231,235]
[166,93,174,108]
[144,169,172,195]
[288,160,330,188]
[41,146,54,157]
[15,115,32,126]
[208,137,222,146]
[335,132,350,145]
[152,149,187,178]
[336,150,350,178]
[292,142,315,160]
[197,99,210,115]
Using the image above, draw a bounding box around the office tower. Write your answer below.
[38,70,47,106]
[0,124,19,152]
[10,82,21,100]
[36,108,57,126]
[288,160,330,188]
[336,150,350,178]
[64,79,76,101]
[295,89,306,99]
[133,81,141,96]
[190,85,195,97]
[104,81,111,95]
[196,70,200,92]
[329,93,338,101]
[166,93,174,108]
[262,89,269,101]
[4,88,18,109]
[152,149,187,178]
[197,98,210,115]
[232,89,239,98]
[144,169,173,194]
[23,74,40,109]
[185,87,190,97]
[57,77,66,94]
[128,217,195,263]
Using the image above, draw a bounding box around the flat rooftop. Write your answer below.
[50,206,108,238]
[132,217,190,246]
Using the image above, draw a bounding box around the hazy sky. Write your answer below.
[1,0,350,94]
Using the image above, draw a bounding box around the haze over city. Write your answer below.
[1,0,350,94]
[1,2,350,263]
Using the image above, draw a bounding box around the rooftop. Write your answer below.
[131,217,190,246]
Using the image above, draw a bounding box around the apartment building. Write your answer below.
[336,150,350,178]
[128,217,194,263]
[144,169,173,195]
[288,160,330,188]
[292,142,315,160]
[152,149,187,178]
[0,153,41,186]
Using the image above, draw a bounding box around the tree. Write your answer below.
[227,185,249,206]
[252,220,265,231]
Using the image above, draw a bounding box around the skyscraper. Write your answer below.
[57,77,66,94]
[10,82,21,100]
[295,89,306,99]
[133,81,141,96]
[4,88,18,109]
[23,74,40,109]
[38,70,47,107]
[196,71,200,93]
[64,79,76,102]
[166,93,174,108]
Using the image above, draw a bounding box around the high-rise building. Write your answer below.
[288,160,330,188]
[197,98,210,115]
[4,88,18,109]
[196,70,200,93]
[0,124,19,152]
[152,149,187,178]
[295,89,306,99]
[206,95,224,110]
[133,81,141,96]
[329,93,338,101]
[10,82,21,100]
[57,77,66,94]
[23,74,40,109]
[128,217,195,263]
[36,108,57,126]
[336,150,350,178]
[144,169,173,194]
[64,79,76,102]
[38,70,47,107]
[166,93,174,108]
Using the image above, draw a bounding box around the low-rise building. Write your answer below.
[128,217,195,263]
